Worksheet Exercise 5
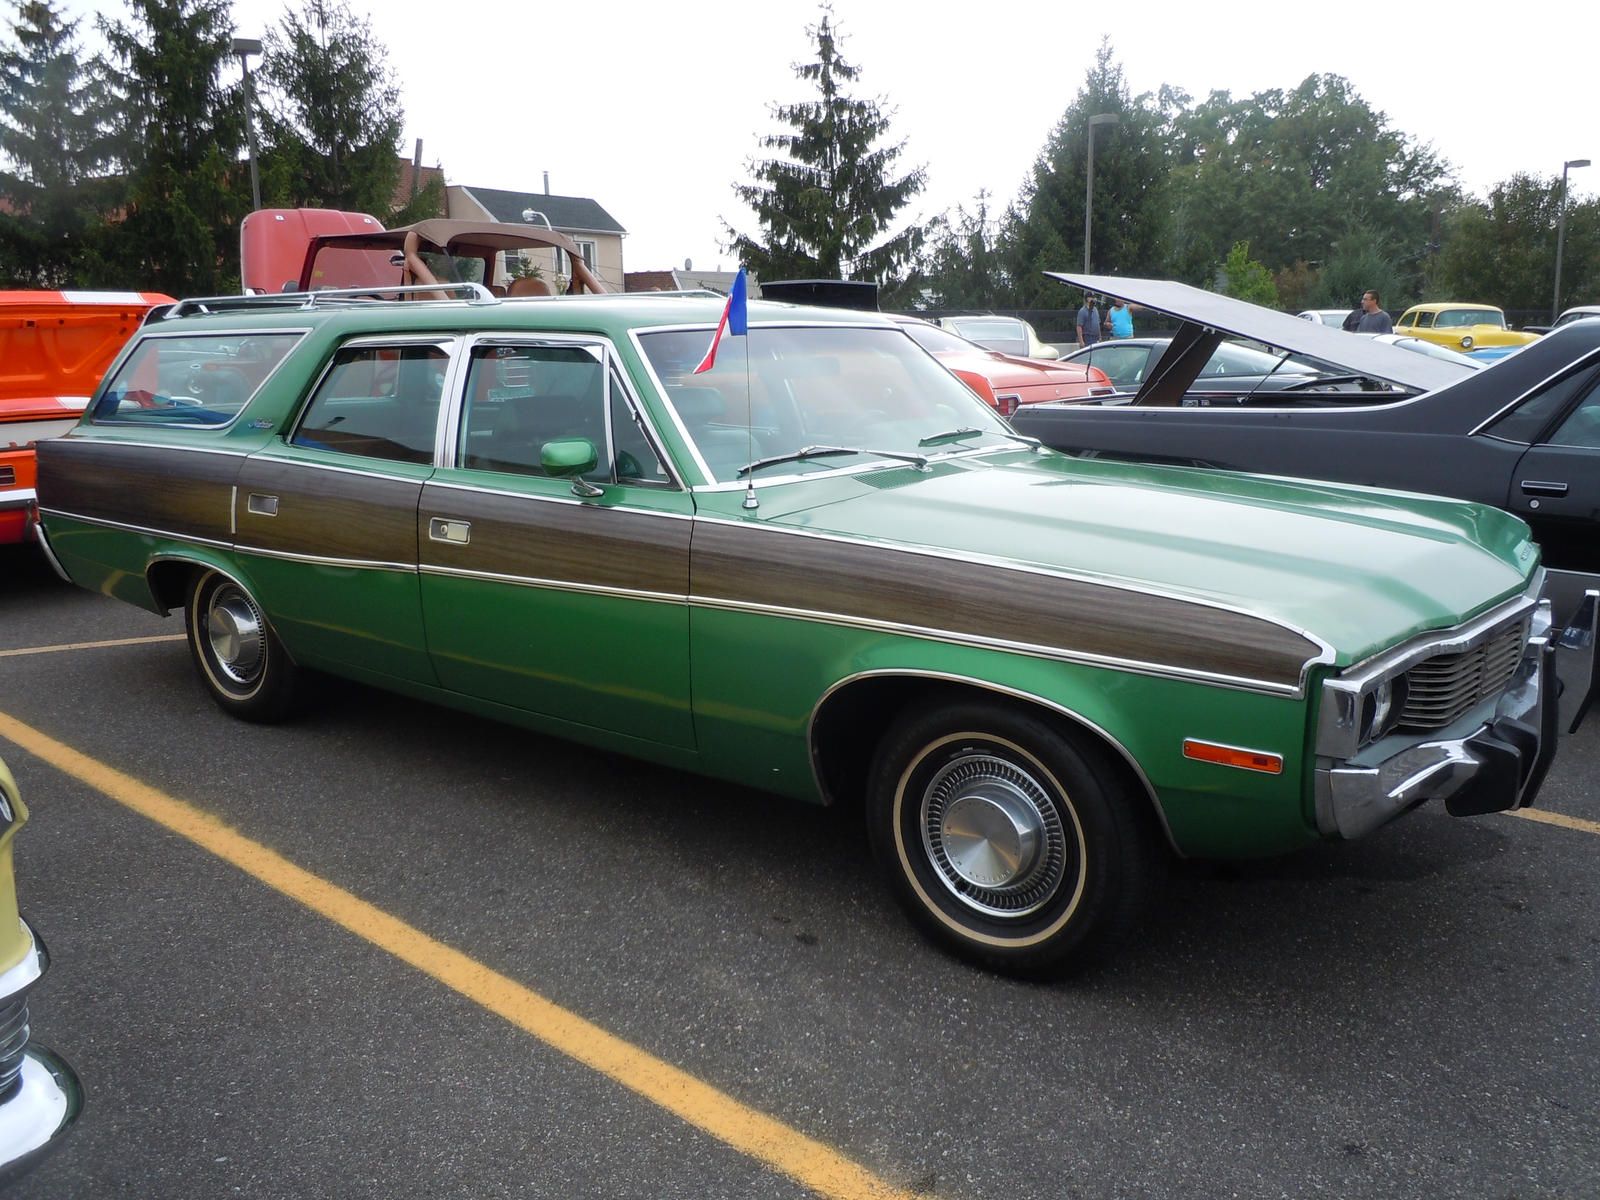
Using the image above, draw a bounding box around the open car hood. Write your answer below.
[1047,273,1473,404]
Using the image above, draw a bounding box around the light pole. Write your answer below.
[1553,157,1590,323]
[1083,113,1119,273]
[231,36,263,212]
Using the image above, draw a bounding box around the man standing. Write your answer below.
[1076,294,1102,346]
[1354,289,1393,334]
[1107,299,1134,339]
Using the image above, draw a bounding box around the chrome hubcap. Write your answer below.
[922,752,1069,918]
[205,588,266,686]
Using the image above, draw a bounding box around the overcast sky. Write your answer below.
[56,0,1600,274]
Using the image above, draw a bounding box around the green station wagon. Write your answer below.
[35,286,1559,976]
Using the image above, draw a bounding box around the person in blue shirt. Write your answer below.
[1106,299,1134,339]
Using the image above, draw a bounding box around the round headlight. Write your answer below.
[1460,334,1475,349]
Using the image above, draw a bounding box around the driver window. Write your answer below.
[459,343,605,479]
[1547,381,1600,449]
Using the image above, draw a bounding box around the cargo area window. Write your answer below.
[90,333,301,427]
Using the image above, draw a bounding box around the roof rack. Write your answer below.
[160,282,497,319]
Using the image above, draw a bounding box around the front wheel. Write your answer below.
[184,569,299,722]
[867,700,1160,978]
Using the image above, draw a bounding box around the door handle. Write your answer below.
[428,517,471,545]
[1519,480,1569,497]
[246,493,279,516]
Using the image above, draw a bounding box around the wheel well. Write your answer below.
[811,675,1168,844]
[147,558,202,613]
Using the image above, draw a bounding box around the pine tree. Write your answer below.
[93,0,248,294]
[724,6,925,287]
[0,0,113,285]
[256,0,409,220]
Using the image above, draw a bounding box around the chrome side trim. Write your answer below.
[420,564,685,605]
[37,507,234,553]
[807,668,1179,852]
[0,488,36,513]
[30,524,71,584]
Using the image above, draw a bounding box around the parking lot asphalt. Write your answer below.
[1,543,1596,1199]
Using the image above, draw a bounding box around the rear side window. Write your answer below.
[91,333,300,426]
[292,344,449,464]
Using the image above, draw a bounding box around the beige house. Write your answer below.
[448,184,627,293]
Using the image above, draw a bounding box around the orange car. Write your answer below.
[1,291,172,544]
[890,315,1113,416]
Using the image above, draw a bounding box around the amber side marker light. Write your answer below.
[1182,739,1284,775]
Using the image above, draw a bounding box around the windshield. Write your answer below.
[944,316,1027,355]
[638,324,1014,483]
[1436,309,1503,329]
[898,321,982,355]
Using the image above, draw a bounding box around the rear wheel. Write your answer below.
[184,570,299,722]
[867,699,1159,977]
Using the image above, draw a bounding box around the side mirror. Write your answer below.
[541,438,603,497]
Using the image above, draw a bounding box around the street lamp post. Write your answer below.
[1553,157,1590,323]
[1083,113,1119,274]
[231,36,263,212]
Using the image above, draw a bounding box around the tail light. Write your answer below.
[995,393,1020,417]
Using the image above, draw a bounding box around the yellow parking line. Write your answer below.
[0,711,916,1200]
[1509,807,1600,836]
[0,634,186,658]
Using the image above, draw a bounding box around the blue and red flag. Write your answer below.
[692,268,748,374]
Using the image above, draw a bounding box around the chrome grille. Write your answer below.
[1398,620,1526,730]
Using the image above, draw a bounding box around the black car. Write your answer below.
[1012,274,1600,724]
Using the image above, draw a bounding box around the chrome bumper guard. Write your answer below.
[0,921,82,1180]
[1315,631,1558,840]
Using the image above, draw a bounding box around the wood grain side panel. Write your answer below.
[418,487,691,596]
[692,521,1320,689]
[37,438,238,543]
[234,458,422,564]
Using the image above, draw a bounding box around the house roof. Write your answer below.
[458,186,625,236]
[624,270,679,292]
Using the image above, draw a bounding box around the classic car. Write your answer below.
[0,754,82,1179]
[887,316,1113,414]
[936,314,1059,359]
[1296,309,1354,327]
[1394,303,1541,353]
[36,286,1560,977]
[1011,273,1600,696]
[1056,336,1343,396]
[1,290,172,545]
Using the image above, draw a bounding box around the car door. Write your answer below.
[233,336,458,684]
[1497,365,1600,576]
[418,337,696,748]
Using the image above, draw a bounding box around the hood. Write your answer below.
[1,291,172,423]
[765,450,1538,667]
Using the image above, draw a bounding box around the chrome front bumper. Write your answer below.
[0,921,82,1180]
[1314,633,1558,840]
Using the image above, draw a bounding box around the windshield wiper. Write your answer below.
[735,444,930,478]
[918,427,1042,451]
[917,427,984,446]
